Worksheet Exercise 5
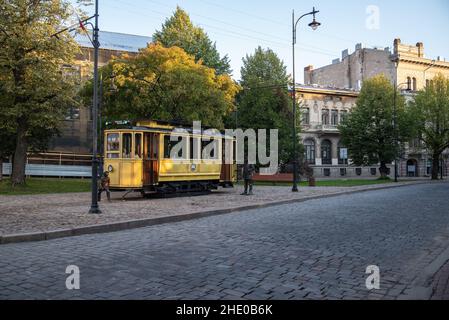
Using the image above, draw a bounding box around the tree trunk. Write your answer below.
[0,158,3,182]
[379,161,388,178]
[431,151,440,180]
[11,126,28,186]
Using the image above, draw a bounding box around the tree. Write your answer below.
[235,46,294,166]
[339,75,414,178]
[0,0,80,186]
[153,6,231,75]
[410,74,449,180]
[87,43,239,129]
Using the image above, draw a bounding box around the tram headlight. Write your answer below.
[108,165,114,173]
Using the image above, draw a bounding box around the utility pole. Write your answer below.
[89,0,101,214]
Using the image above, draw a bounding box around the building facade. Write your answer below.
[297,86,392,178]
[302,39,449,178]
[48,31,152,156]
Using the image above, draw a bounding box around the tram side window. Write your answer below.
[134,133,142,159]
[190,137,199,159]
[106,133,119,158]
[164,135,183,159]
[122,133,132,158]
[201,139,218,159]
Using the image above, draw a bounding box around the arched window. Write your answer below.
[407,77,412,90]
[321,140,332,165]
[304,139,315,164]
[412,77,417,91]
[338,141,348,165]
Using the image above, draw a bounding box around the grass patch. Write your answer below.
[0,177,91,195]
[238,179,395,187]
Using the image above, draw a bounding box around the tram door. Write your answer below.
[144,133,159,185]
[220,138,233,182]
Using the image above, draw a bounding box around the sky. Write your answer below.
[76,0,449,82]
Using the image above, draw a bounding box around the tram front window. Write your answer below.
[122,133,132,158]
[135,133,142,159]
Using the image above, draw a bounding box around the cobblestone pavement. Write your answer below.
[0,182,448,300]
[0,181,421,235]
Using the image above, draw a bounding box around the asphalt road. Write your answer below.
[1,182,448,300]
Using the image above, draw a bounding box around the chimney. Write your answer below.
[332,58,340,64]
[304,65,314,85]
[416,42,424,58]
[355,43,362,51]
[393,38,401,55]
[304,65,314,72]
[342,49,349,60]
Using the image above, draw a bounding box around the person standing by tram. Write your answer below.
[241,160,255,196]
[98,171,111,201]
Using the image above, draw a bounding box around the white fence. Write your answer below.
[2,163,91,178]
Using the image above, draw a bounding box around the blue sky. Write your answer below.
[78,0,449,81]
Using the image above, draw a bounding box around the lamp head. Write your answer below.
[308,7,321,30]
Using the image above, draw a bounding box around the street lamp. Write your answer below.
[291,7,321,192]
[89,0,101,214]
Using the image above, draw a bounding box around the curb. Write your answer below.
[398,242,449,300]
[0,181,437,245]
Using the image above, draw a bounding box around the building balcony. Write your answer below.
[302,122,340,133]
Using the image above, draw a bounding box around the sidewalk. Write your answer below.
[0,180,433,243]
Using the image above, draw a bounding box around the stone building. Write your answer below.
[48,31,151,157]
[296,85,387,178]
[302,39,449,178]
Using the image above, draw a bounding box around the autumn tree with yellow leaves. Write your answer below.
[93,43,240,129]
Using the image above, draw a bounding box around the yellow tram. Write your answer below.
[103,120,236,196]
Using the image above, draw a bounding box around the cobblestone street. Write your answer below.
[0,182,448,300]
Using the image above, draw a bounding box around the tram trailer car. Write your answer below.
[103,120,236,196]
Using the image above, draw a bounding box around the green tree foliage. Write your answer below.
[339,75,414,177]
[89,43,240,129]
[0,0,81,185]
[410,74,449,180]
[153,6,231,76]
[235,46,294,167]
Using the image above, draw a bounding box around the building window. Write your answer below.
[65,106,80,120]
[321,139,332,165]
[302,108,310,125]
[331,110,338,126]
[304,139,316,164]
[340,110,348,122]
[338,142,348,165]
[355,168,362,176]
[412,77,417,91]
[340,168,346,176]
[321,110,329,125]
[323,168,331,177]
[407,77,412,90]
[370,168,377,176]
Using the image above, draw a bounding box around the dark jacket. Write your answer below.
[242,163,255,180]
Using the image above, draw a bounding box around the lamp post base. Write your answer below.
[89,206,102,214]
[292,185,299,192]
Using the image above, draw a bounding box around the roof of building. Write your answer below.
[74,30,152,52]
